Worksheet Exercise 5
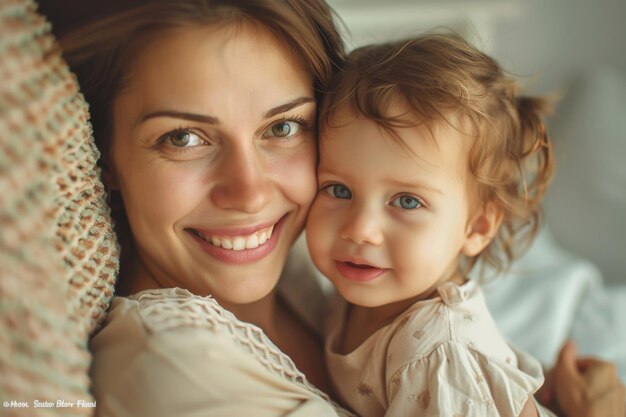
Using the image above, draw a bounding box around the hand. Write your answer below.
[537,341,625,417]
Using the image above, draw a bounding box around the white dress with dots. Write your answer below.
[325,281,556,417]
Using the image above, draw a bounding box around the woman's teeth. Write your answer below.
[194,225,274,251]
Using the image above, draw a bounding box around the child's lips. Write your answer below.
[334,260,388,283]
[336,256,383,269]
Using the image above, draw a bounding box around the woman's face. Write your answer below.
[109,24,317,304]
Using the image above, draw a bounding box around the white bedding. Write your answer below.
[482,227,626,382]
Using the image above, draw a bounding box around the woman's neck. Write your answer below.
[117,254,281,332]
[220,290,281,337]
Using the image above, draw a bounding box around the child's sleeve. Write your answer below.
[385,340,543,417]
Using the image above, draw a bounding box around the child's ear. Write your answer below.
[462,202,503,257]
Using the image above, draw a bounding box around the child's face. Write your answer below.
[306,105,478,307]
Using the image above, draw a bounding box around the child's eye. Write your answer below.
[323,184,352,200]
[261,120,302,139]
[159,129,205,148]
[391,195,423,210]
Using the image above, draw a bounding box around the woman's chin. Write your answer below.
[210,276,280,308]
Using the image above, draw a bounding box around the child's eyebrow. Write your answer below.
[318,167,444,196]
[386,178,444,195]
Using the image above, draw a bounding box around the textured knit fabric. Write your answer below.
[0,0,119,415]
[90,288,355,417]
[326,281,553,417]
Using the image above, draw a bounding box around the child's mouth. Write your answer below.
[345,261,375,269]
[335,260,387,283]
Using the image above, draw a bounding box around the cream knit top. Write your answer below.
[90,288,355,417]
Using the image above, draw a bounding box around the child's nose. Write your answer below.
[339,205,384,246]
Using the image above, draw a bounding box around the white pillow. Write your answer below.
[544,68,626,285]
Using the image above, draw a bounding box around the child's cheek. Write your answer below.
[306,197,339,260]
[306,199,327,269]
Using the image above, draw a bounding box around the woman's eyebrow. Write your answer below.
[139,110,219,125]
[137,96,314,126]
[263,97,315,119]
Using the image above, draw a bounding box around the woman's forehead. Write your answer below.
[115,24,314,129]
[130,24,309,86]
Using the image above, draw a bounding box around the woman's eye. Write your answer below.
[324,184,352,200]
[391,195,422,210]
[262,121,302,139]
[161,130,204,148]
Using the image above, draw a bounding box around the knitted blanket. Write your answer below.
[0,0,119,415]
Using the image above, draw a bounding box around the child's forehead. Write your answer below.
[319,100,478,186]
[323,106,469,159]
[322,100,470,146]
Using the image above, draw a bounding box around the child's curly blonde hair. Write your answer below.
[319,33,555,274]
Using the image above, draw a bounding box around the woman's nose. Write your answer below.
[210,145,272,213]
[339,204,384,246]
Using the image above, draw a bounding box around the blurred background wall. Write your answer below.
[327,0,626,94]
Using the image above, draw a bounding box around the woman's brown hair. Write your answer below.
[320,34,554,274]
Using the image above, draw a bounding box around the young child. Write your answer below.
[306,34,555,417]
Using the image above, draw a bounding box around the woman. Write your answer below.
[57,1,624,416]
[61,1,347,415]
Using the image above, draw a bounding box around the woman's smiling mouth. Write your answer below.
[188,224,274,250]
[185,216,286,264]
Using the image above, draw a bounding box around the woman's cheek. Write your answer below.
[275,142,318,209]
